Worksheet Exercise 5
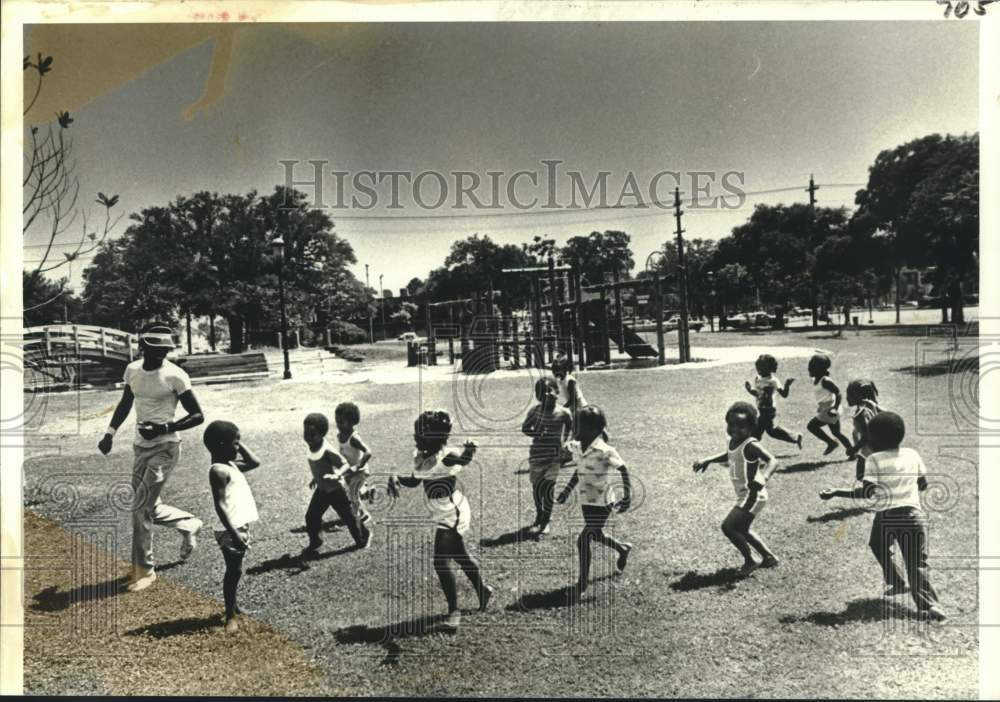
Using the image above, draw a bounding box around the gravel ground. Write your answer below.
[21,328,979,697]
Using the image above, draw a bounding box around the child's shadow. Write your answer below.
[669,567,748,592]
[289,519,344,535]
[246,544,358,576]
[125,614,222,638]
[480,526,534,549]
[507,574,617,611]
[30,575,123,613]
[779,597,909,626]
[806,506,869,523]
[777,460,836,474]
[334,614,450,665]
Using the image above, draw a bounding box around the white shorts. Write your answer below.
[428,491,472,535]
[735,489,768,516]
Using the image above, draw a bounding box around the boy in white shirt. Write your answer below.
[820,411,945,621]
[205,420,261,632]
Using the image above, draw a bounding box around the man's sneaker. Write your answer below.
[617,543,633,572]
[884,583,910,597]
[478,585,494,612]
[180,521,202,561]
[126,567,156,592]
[442,609,462,631]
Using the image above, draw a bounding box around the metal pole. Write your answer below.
[674,187,691,363]
[807,174,820,329]
[365,264,373,343]
[278,262,291,379]
[379,274,385,340]
[654,273,665,366]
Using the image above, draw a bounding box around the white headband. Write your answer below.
[140,332,175,347]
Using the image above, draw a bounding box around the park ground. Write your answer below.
[20,326,980,697]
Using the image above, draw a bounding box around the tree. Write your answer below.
[560,230,634,285]
[22,271,83,327]
[648,238,718,317]
[23,53,121,321]
[853,132,979,323]
[423,234,533,305]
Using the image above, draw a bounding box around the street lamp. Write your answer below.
[379,274,386,340]
[271,236,292,380]
[707,271,717,332]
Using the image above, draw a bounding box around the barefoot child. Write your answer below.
[335,402,374,526]
[555,405,633,595]
[693,402,780,574]
[303,412,371,553]
[205,420,261,632]
[805,353,853,456]
[845,379,882,482]
[521,378,573,536]
[744,353,802,449]
[387,410,494,631]
[819,411,946,621]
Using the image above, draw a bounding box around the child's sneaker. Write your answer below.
[442,609,462,631]
[126,566,157,592]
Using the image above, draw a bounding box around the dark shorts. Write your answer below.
[582,504,612,530]
[757,407,777,431]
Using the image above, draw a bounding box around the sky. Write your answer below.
[23,21,979,294]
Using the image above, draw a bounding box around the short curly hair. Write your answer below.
[534,377,558,402]
[846,378,879,406]
[869,411,905,451]
[577,405,608,435]
[808,353,832,377]
[203,420,239,451]
[414,409,453,441]
[726,401,759,429]
[335,402,361,426]
[755,353,778,374]
[303,412,330,436]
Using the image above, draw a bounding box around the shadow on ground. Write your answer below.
[125,615,222,638]
[246,544,358,576]
[289,518,345,535]
[777,460,838,474]
[507,575,617,611]
[669,567,750,592]
[480,526,535,548]
[779,597,909,626]
[334,614,451,665]
[893,359,978,377]
[806,506,869,523]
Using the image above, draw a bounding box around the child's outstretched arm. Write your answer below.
[349,434,373,470]
[819,480,878,501]
[777,378,795,398]
[234,442,261,472]
[323,451,349,484]
[692,450,728,473]
[443,440,478,467]
[744,380,758,397]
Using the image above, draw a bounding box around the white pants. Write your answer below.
[130,442,201,568]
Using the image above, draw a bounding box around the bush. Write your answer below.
[326,320,368,345]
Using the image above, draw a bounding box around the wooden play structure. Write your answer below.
[411,258,682,373]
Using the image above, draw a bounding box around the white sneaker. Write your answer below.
[127,567,157,591]
[180,520,202,561]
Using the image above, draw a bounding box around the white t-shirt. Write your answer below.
[753,375,781,410]
[212,461,259,530]
[865,447,926,511]
[123,359,192,447]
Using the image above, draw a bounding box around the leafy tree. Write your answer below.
[649,238,718,317]
[560,230,634,285]
[22,271,83,327]
[853,132,979,323]
[424,234,534,306]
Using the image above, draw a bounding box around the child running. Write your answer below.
[303,412,371,553]
[744,353,802,449]
[820,411,946,621]
[335,402,374,526]
[693,401,780,574]
[805,353,853,456]
[521,377,573,536]
[556,405,633,596]
[387,410,494,631]
[205,420,261,633]
[552,354,587,418]
[845,379,882,482]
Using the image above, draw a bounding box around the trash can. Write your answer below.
[407,341,419,367]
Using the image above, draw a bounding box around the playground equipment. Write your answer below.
[409,257,685,373]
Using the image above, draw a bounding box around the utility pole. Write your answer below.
[365,263,374,343]
[807,174,820,329]
[673,187,691,363]
[379,274,385,340]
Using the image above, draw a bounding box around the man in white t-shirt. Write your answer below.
[98,324,205,591]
